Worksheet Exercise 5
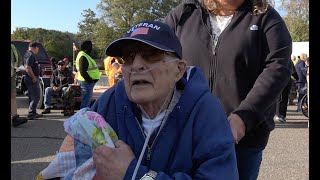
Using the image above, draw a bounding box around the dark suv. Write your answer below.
[11,40,53,108]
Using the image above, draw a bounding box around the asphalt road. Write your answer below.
[11,95,309,180]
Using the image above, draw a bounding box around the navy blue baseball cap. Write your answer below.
[105,20,182,59]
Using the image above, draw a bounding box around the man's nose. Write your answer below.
[130,55,147,72]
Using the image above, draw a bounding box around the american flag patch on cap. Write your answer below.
[130,27,149,37]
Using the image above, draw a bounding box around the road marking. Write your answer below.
[11,155,55,163]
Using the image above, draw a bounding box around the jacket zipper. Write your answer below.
[211,13,235,92]
[134,113,169,162]
[202,11,234,93]
[134,117,157,162]
[201,11,216,93]
[146,117,167,160]
[146,146,152,161]
[212,36,222,92]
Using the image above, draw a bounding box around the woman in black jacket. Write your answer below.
[164,0,292,179]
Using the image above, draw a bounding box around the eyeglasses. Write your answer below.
[120,47,170,64]
[119,45,180,74]
[121,58,179,74]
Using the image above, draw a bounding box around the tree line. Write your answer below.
[11,0,308,61]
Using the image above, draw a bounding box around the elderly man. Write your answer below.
[42,60,73,114]
[64,20,238,179]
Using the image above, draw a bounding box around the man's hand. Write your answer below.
[53,86,62,91]
[93,140,135,180]
[228,113,246,144]
[25,66,37,83]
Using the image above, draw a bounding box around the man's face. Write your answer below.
[58,64,66,71]
[121,42,185,106]
[30,47,39,54]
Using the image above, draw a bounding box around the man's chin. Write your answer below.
[130,94,153,105]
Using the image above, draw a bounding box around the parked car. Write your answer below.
[11,40,53,109]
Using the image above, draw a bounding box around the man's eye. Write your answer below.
[129,53,135,59]
[144,53,164,62]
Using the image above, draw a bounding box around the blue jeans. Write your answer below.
[236,145,265,180]
[78,80,95,109]
[24,76,40,115]
[44,86,68,109]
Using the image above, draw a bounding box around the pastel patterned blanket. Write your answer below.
[36,108,118,180]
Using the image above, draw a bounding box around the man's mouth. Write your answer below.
[132,80,151,86]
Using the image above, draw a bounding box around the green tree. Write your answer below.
[75,0,181,60]
[92,19,117,58]
[12,0,183,61]
[97,0,180,38]
[77,8,104,59]
[77,9,99,41]
[279,0,309,41]
[11,27,31,40]
[11,27,78,60]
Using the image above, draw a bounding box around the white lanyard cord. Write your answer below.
[131,83,176,180]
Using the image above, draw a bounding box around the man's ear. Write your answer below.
[175,59,187,81]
